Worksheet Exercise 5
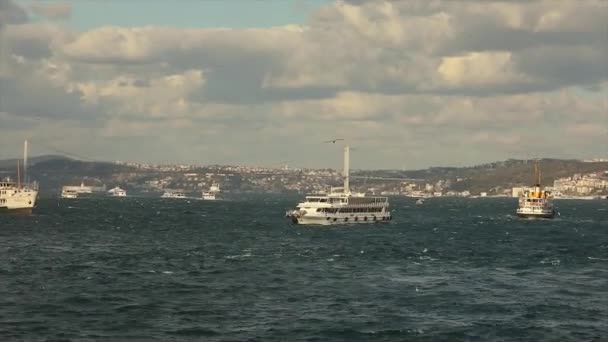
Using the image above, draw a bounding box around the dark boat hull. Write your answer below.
[0,207,33,215]
[516,211,556,219]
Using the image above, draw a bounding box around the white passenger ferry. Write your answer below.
[60,189,79,199]
[1,179,39,213]
[0,141,38,214]
[517,162,556,218]
[286,146,391,225]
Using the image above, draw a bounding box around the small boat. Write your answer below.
[202,191,216,200]
[108,186,127,197]
[201,182,220,200]
[209,183,220,193]
[61,189,78,199]
[416,198,424,205]
[161,191,186,199]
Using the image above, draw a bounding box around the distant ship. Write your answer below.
[0,140,39,214]
[61,181,94,194]
[161,190,186,199]
[202,182,220,200]
[61,189,78,199]
[516,161,556,218]
[108,186,127,197]
[60,181,93,199]
[285,146,391,225]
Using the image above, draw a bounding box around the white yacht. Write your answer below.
[161,191,186,199]
[108,186,127,197]
[61,189,79,199]
[286,146,391,225]
[209,183,220,193]
[202,182,220,200]
[202,192,216,200]
[517,162,556,218]
[0,140,39,214]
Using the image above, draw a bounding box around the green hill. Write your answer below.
[1,155,607,195]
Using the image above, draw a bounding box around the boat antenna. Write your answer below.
[538,160,542,186]
[323,138,350,195]
[533,161,536,185]
[17,159,21,189]
[23,140,28,184]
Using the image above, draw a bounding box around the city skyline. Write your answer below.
[1,0,607,169]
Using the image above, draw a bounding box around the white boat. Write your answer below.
[161,191,186,199]
[201,191,216,200]
[201,182,220,200]
[516,162,556,219]
[108,186,127,197]
[416,198,424,205]
[62,181,93,194]
[209,183,220,193]
[61,189,78,199]
[286,146,391,225]
[0,140,39,214]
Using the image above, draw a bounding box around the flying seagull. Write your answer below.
[324,138,344,144]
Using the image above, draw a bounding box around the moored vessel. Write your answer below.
[285,145,391,225]
[0,140,39,214]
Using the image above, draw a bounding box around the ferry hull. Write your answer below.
[0,207,33,215]
[288,213,392,225]
[516,210,555,219]
[1,190,38,214]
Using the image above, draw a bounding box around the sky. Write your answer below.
[0,0,607,170]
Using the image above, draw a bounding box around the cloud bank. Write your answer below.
[1,0,606,168]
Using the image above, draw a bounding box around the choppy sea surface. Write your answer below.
[1,195,607,341]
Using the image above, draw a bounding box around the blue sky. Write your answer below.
[21,0,330,30]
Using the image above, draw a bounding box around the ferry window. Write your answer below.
[320,199,327,202]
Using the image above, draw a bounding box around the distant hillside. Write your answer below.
[0,156,139,196]
[1,155,607,196]
[0,155,70,169]
[357,159,608,193]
